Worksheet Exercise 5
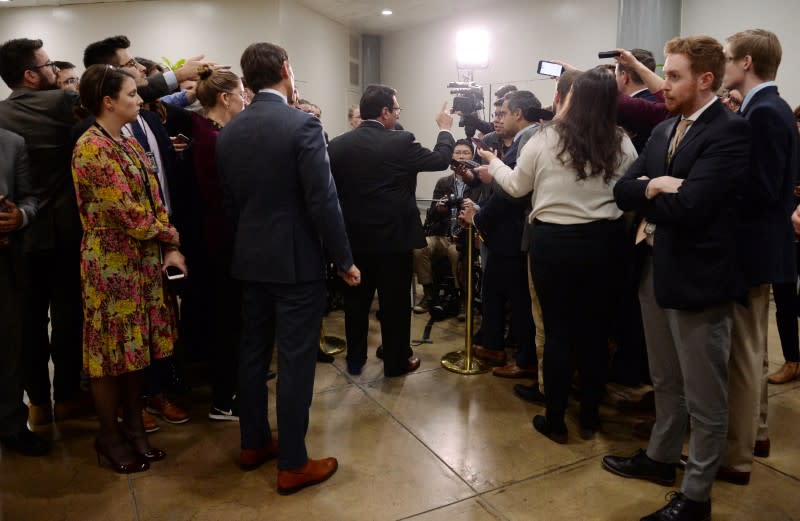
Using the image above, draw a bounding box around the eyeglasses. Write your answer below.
[121,58,140,69]
[63,78,79,85]
[31,60,57,71]
[391,106,402,113]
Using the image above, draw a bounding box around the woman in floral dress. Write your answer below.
[71,64,187,473]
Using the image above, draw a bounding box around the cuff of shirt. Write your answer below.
[19,208,29,229]
[164,71,178,92]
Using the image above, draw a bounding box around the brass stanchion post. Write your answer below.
[320,320,346,355]
[441,224,488,374]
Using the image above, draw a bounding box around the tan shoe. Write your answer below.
[27,402,53,427]
[492,363,538,379]
[146,394,189,424]
[142,409,160,433]
[277,457,338,495]
[767,362,800,384]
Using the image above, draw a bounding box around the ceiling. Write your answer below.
[0,0,495,33]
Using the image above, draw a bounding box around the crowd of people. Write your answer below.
[0,27,798,517]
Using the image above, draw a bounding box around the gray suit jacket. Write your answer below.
[0,128,38,223]
[0,88,82,252]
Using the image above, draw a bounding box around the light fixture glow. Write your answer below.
[381,9,392,15]
[456,28,489,69]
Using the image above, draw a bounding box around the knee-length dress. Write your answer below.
[71,125,180,377]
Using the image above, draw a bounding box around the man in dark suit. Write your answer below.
[716,29,799,484]
[0,128,48,456]
[602,36,751,521]
[616,48,659,154]
[0,38,87,426]
[327,84,455,377]
[217,42,359,495]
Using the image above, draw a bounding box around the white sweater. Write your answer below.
[490,125,638,225]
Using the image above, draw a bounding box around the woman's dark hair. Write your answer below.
[360,84,396,120]
[552,67,624,184]
[195,64,241,109]
[79,64,136,117]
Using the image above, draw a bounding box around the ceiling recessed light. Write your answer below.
[381,9,392,16]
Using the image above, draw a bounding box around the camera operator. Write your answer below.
[461,84,517,138]
[413,139,482,314]
[460,90,543,379]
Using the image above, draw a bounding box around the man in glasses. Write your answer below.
[53,61,79,92]
[0,38,88,431]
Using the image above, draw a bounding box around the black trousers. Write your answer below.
[23,246,83,405]
[344,251,413,376]
[773,242,800,363]
[481,252,536,368]
[0,245,29,436]
[531,219,626,430]
[238,279,324,470]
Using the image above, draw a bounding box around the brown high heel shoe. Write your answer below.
[94,439,149,474]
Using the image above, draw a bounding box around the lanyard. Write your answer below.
[93,123,157,213]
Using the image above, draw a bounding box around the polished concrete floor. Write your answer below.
[2,305,800,521]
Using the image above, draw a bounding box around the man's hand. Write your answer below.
[339,265,361,287]
[174,55,221,83]
[436,101,454,130]
[0,198,23,233]
[459,205,477,226]
[476,148,497,164]
[170,136,190,153]
[551,59,579,73]
[645,176,683,199]
[435,196,449,213]
[473,164,493,185]
[163,249,189,277]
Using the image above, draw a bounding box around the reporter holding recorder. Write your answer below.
[477,67,637,442]
[71,64,188,473]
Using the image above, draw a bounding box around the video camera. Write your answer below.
[448,81,485,137]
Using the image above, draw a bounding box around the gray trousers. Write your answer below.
[639,256,733,502]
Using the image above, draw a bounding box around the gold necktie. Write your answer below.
[635,119,694,245]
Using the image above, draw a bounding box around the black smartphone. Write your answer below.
[471,137,488,151]
[598,50,622,59]
[165,266,185,280]
[537,60,564,77]
[173,133,192,146]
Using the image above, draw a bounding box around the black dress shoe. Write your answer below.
[346,360,364,376]
[601,448,676,486]
[317,349,334,363]
[376,345,384,360]
[0,428,51,456]
[753,438,770,458]
[532,415,567,444]
[514,384,546,404]
[640,492,711,521]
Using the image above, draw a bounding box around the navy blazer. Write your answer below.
[735,85,799,286]
[328,120,455,254]
[614,99,751,309]
[216,91,353,283]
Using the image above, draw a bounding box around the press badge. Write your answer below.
[145,152,159,174]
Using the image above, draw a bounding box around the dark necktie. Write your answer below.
[130,119,151,152]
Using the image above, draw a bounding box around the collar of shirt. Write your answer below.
[365,119,386,128]
[629,87,649,98]
[513,122,538,144]
[683,95,718,124]
[740,81,777,113]
[258,88,287,104]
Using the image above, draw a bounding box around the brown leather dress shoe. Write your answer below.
[754,438,770,458]
[768,362,800,384]
[472,345,507,366]
[407,356,421,373]
[240,438,279,471]
[716,465,750,485]
[492,363,537,379]
[277,457,338,495]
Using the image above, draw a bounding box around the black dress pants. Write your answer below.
[0,244,29,436]
[238,279,324,470]
[23,246,83,405]
[531,219,626,430]
[773,242,800,363]
[344,251,413,376]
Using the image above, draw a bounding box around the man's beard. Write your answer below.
[36,72,58,91]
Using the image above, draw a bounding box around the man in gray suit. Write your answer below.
[217,42,360,494]
[0,38,87,426]
[0,128,47,456]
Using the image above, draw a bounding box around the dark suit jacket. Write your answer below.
[423,173,484,237]
[0,88,82,252]
[328,120,455,254]
[0,128,38,288]
[216,91,353,283]
[614,99,751,309]
[735,85,799,286]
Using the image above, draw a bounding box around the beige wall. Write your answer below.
[0,0,354,136]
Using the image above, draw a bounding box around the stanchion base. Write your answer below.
[441,351,490,375]
[321,336,347,355]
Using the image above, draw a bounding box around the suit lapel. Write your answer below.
[669,99,723,164]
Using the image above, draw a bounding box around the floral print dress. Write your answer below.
[71,125,180,377]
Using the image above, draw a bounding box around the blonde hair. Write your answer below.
[195,64,241,109]
[726,29,782,81]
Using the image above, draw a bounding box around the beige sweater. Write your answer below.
[490,126,638,225]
